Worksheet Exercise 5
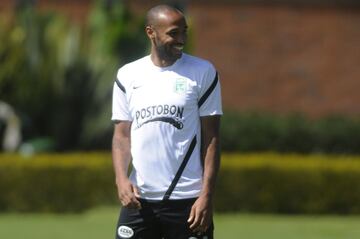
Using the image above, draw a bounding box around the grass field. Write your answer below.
[0,207,360,239]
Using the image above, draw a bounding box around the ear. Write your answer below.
[145,26,155,40]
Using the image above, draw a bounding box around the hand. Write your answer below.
[116,178,141,209]
[187,195,213,234]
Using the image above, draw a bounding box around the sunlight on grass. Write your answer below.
[0,207,360,239]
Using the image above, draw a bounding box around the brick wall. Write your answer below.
[1,1,360,117]
[189,3,360,117]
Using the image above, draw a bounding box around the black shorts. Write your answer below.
[115,198,214,239]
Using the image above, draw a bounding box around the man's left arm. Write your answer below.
[188,115,221,233]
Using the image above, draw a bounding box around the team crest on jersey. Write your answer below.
[174,78,187,94]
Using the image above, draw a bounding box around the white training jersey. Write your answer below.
[111,53,222,200]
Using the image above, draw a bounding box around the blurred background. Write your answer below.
[0,0,360,238]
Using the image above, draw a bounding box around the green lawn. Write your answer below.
[0,207,359,239]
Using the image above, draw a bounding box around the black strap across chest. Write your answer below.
[162,135,197,201]
[162,71,218,201]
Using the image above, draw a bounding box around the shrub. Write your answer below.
[216,153,360,214]
[0,2,147,151]
[0,153,360,214]
[0,153,116,212]
[221,112,360,154]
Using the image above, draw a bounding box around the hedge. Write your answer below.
[0,153,117,213]
[0,153,360,214]
[221,112,360,154]
[216,153,360,214]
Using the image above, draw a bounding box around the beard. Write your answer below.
[155,43,182,63]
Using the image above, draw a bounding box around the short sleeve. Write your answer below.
[111,71,132,122]
[198,67,223,117]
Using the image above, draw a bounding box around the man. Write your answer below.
[112,4,222,239]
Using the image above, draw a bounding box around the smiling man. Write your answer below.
[112,4,222,239]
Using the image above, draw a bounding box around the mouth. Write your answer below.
[173,45,184,52]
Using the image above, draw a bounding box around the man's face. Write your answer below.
[150,12,188,62]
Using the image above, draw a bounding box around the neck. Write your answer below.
[150,50,178,67]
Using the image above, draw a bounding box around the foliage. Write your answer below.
[221,111,360,154]
[83,1,148,150]
[0,1,148,151]
[0,153,116,212]
[0,153,360,214]
[216,153,360,214]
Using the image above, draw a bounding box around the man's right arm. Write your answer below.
[112,121,141,209]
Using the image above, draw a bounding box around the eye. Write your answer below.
[168,30,178,37]
[167,29,187,38]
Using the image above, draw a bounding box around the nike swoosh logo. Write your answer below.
[133,85,142,89]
